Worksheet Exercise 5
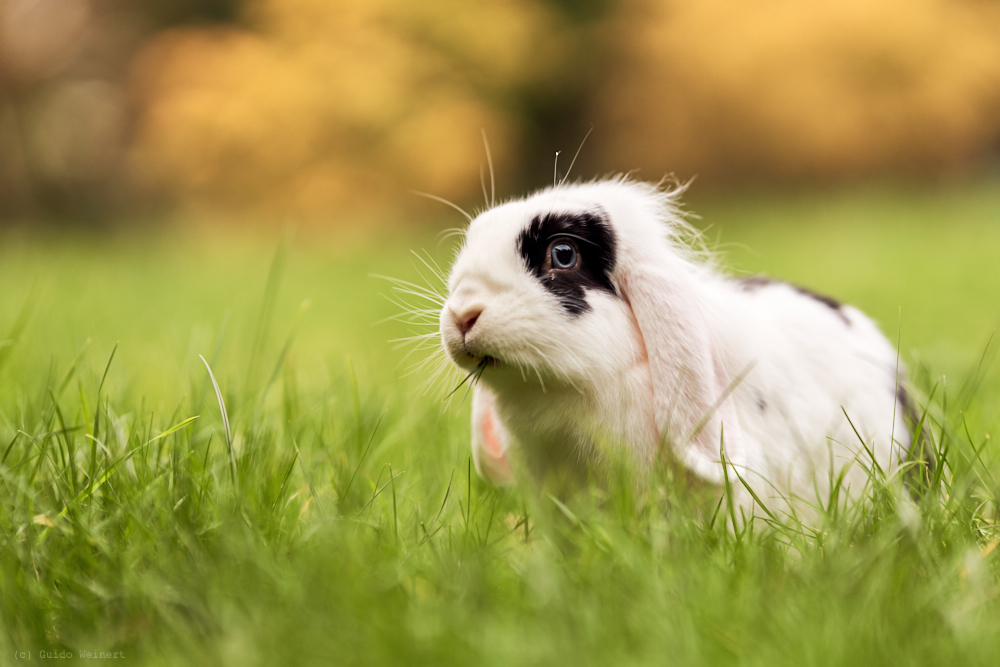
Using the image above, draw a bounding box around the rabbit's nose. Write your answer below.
[455,307,483,336]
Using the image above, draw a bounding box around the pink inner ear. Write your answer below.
[472,387,515,486]
[482,408,504,459]
[619,264,746,481]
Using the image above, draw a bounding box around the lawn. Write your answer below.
[1,182,999,666]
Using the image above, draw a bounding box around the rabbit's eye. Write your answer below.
[518,210,617,316]
[550,242,578,270]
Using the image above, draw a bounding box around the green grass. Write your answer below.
[1,183,999,666]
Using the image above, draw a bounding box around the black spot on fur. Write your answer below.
[735,276,779,291]
[756,395,767,413]
[792,285,843,314]
[735,275,851,326]
[517,210,617,315]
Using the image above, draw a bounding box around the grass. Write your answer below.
[1,182,999,666]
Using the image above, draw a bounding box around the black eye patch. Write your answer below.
[516,209,617,315]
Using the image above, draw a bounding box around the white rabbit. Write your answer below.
[439,177,925,512]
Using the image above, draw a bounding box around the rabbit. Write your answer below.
[439,176,927,512]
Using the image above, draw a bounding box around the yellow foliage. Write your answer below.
[129,0,567,218]
[128,0,1000,218]
[593,0,1000,182]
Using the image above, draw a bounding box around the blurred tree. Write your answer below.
[515,0,615,189]
[128,0,576,219]
[123,0,245,27]
[6,0,1000,224]
[0,0,247,222]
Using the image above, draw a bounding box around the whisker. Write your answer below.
[389,275,446,299]
[559,126,594,187]
[412,250,449,284]
[481,164,489,208]
[389,331,441,344]
[437,227,467,244]
[399,351,446,376]
[374,297,440,324]
[377,314,437,328]
[533,365,546,394]
[372,272,445,294]
[383,303,441,316]
[376,301,441,325]
[409,252,449,294]
[411,191,473,222]
[401,352,455,390]
[386,314,440,326]
[481,128,496,207]
[390,344,441,359]
[372,276,446,305]
[390,288,445,305]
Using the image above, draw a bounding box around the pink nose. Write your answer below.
[455,308,483,336]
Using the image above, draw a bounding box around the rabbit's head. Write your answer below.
[440,182,647,391]
[440,178,745,484]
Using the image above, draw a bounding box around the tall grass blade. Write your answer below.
[292,432,324,518]
[200,354,237,488]
[37,413,196,544]
[341,411,385,508]
[92,342,118,446]
[149,415,200,444]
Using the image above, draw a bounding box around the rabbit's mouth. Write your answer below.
[466,351,501,368]
[456,338,501,367]
[447,338,503,371]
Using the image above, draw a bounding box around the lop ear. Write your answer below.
[617,251,746,484]
[471,384,516,486]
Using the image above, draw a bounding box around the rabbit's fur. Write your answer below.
[440,178,919,509]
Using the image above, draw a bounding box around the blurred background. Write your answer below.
[2,0,999,408]
[4,5,1000,662]
[2,0,1000,225]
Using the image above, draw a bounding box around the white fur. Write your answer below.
[439,178,911,512]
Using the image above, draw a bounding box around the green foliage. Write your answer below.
[1,185,999,665]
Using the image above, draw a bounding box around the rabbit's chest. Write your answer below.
[492,363,658,481]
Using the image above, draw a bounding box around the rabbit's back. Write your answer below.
[729,277,908,506]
